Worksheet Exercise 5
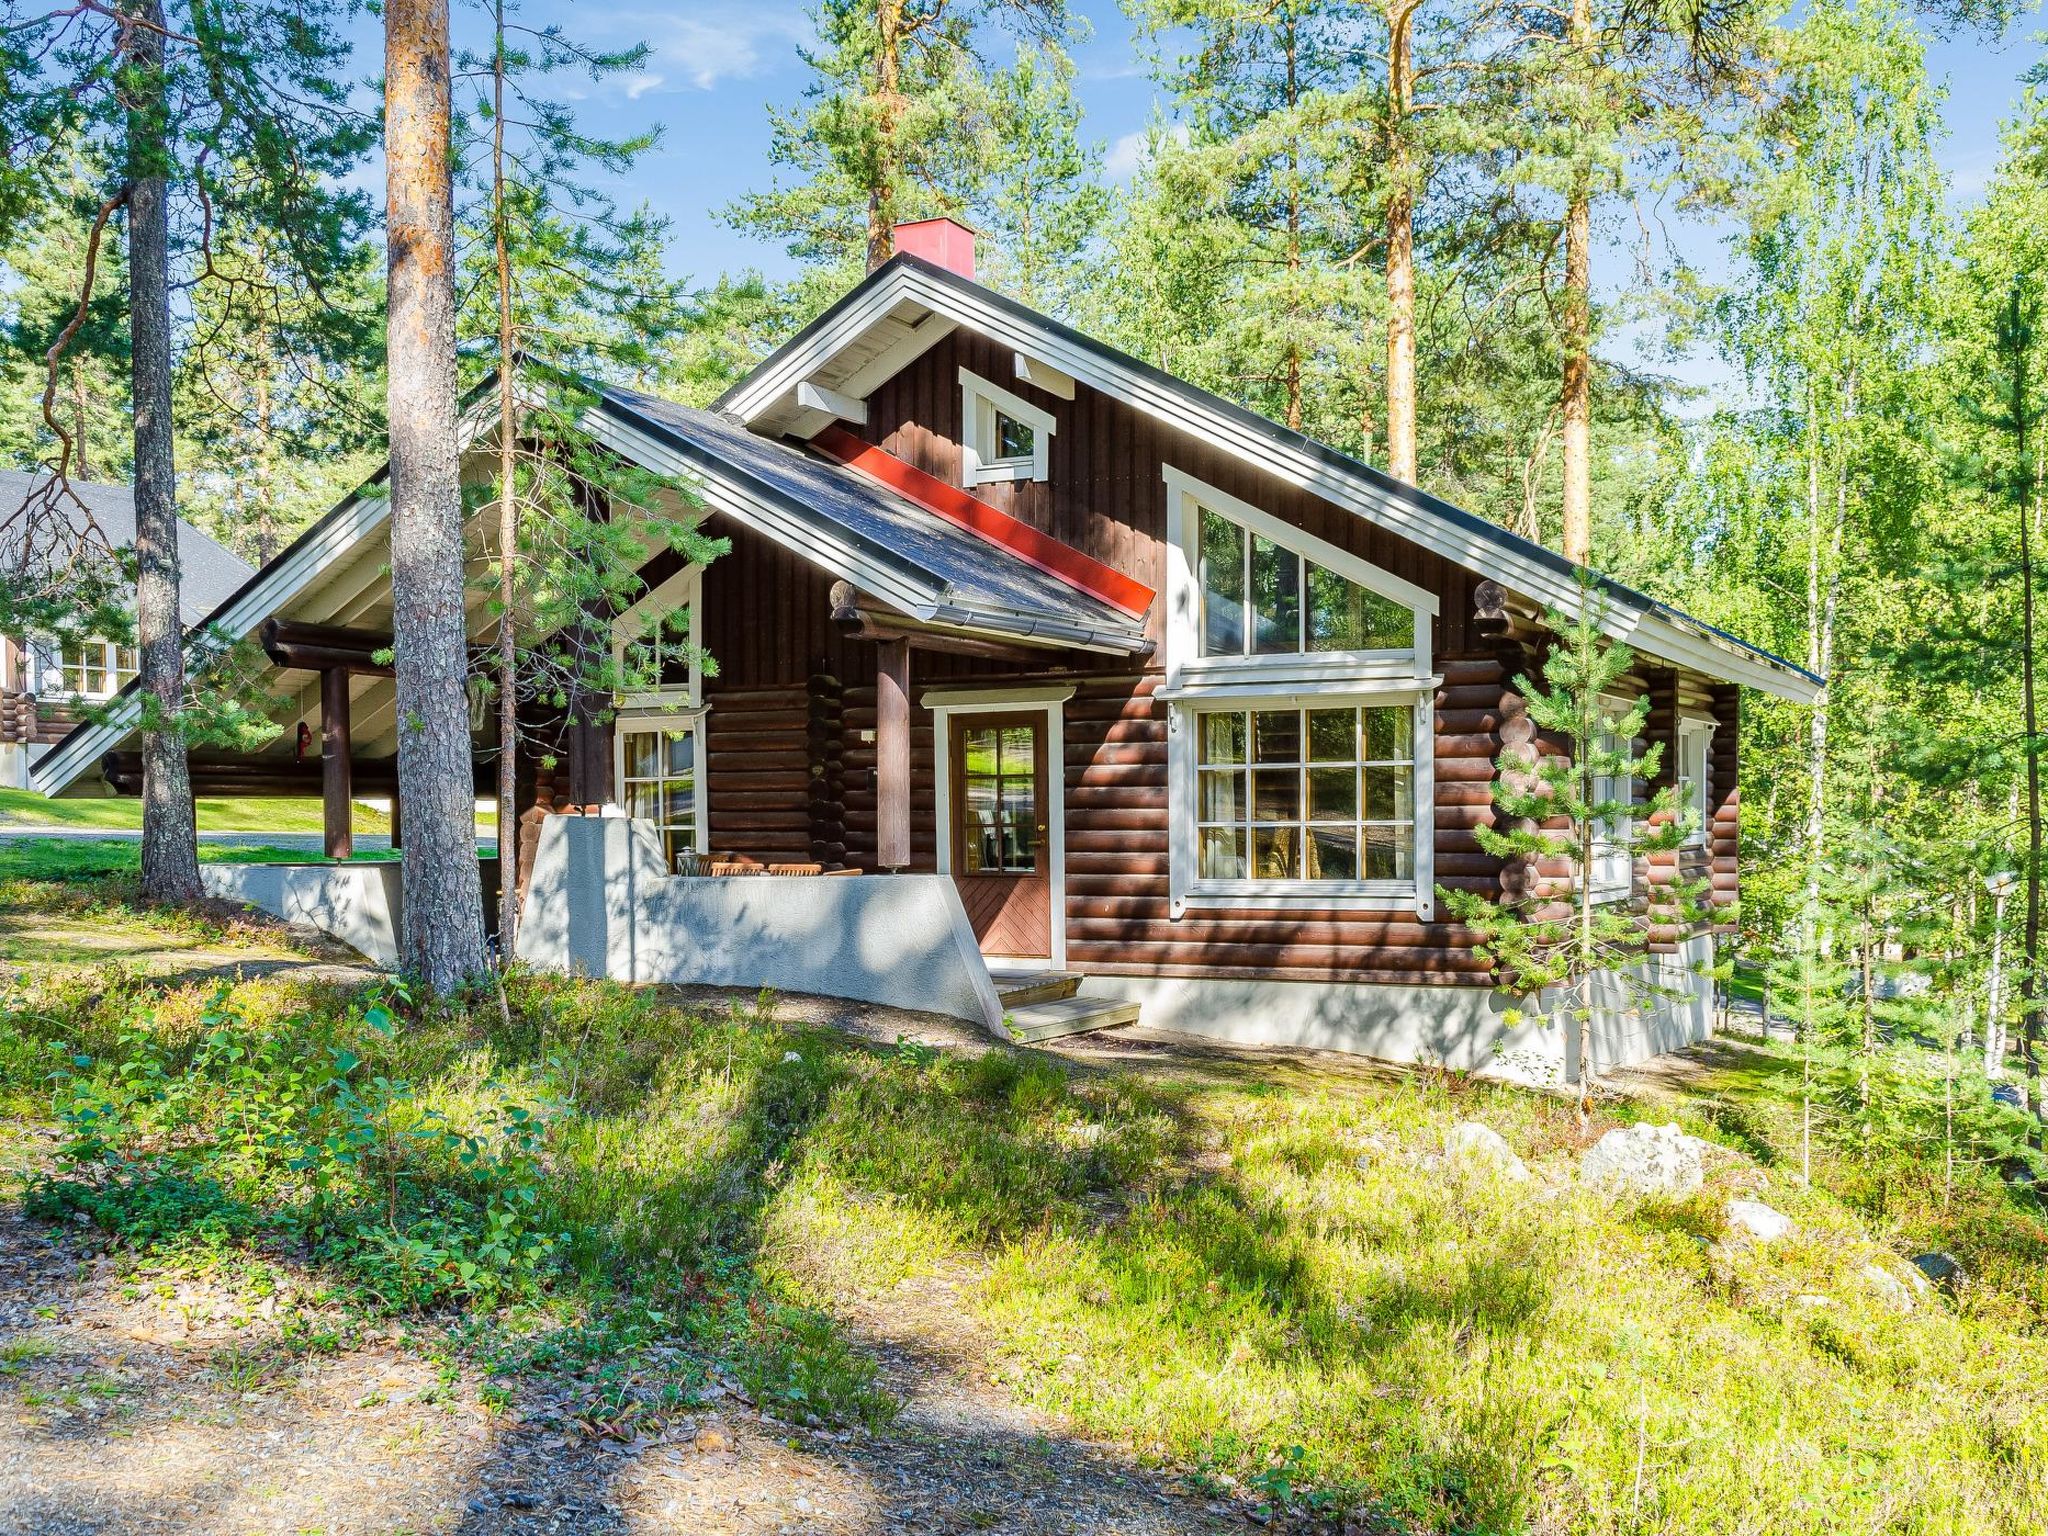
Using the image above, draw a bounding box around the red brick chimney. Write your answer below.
[892,217,976,280]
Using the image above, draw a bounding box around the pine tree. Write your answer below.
[723,0,1077,315]
[460,0,722,953]
[387,0,490,988]
[975,41,1107,315]
[1,0,375,902]
[1440,586,1698,1112]
[1109,0,1373,440]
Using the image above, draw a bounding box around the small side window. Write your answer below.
[960,368,1056,485]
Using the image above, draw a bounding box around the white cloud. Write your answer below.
[600,5,810,94]
[1105,123,1187,182]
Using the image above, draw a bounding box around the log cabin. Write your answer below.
[31,219,1821,1080]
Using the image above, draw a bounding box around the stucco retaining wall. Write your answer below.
[201,860,404,966]
[514,815,1007,1034]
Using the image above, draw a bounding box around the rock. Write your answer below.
[1861,1261,1916,1311]
[1726,1199,1792,1242]
[1445,1122,1529,1182]
[1912,1251,1967,1291]
[781,1051,803,1064]
[694,1424,732,1454]
[1580,1122,1708,1198]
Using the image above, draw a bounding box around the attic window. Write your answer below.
[960,367,1055,485]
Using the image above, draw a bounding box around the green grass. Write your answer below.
[0,836,399,885]
[0,786,393,834]
[3,886,2047,1531]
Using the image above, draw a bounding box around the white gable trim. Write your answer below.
[723,261,1820,704]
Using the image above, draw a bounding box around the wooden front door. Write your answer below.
[951,713,1051,958]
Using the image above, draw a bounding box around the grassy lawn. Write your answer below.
[2,885,2045,1532]
[0,786,392,834]
[0,836,399,884]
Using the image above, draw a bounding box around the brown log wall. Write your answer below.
[657,325,1745,987]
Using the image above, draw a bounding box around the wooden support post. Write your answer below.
[321,666,353,860]
[876,638,911,870]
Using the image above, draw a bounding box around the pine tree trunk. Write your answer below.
[124,0,200,905]
[2019,403,2043,1125]
[71,359,91,482]
[1557,0,1598,566]
[1381,0,1418,484]
[386,0,488,990]
[866,0,905,273]
[492,1,521,959]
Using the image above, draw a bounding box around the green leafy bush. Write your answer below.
[28,984,564,1311]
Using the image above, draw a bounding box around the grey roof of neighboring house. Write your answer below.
[598,384,1150,651]
[0,468,254,627]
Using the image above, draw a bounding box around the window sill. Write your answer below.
[1177,881,1423,915]
[965,458,1038,485]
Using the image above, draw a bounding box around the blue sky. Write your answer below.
[418,0,2042,290]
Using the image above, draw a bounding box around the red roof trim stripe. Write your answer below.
[809,425,1155,620]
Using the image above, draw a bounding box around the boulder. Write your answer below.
[1580,1122,1708,1198]
[1861,1261,1916,1312]
[1446,1122,1529,1182]
[1726,1198,1792,1242]
[1912,1251,1967,1291]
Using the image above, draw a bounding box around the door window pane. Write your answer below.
[958,720,1040,875]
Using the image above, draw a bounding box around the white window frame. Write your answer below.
[611,563,703,712]
[1677,716,1716,848]
[1588,694,1636,904]
[960,367,1056,485]
[926,683,1073,968]
[32,637,135,700]
[1159,466,1439,919]
[1161,465,1437,693]
[613,710,711,864]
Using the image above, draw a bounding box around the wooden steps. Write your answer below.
[993,969,1082,1008]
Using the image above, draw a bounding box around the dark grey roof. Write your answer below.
[598,384,1149,650]
[0,469,254,626]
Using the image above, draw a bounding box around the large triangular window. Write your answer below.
[1197,506,1413,658]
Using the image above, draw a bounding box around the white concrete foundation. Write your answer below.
[1079,933,1716,1085]
[515,815,1007,1034]
[201,860,404,966]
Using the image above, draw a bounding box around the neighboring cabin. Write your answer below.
[0,470,252,790]
[32,219,1820,1079]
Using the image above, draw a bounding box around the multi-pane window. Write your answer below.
[55,641,136,698]
[1590,722,1633,899]
[1198,506,1410,658]
[959,722,1040,873]
[1195,704,1415,883]
[620,724,701,869]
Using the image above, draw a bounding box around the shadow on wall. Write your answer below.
[201,862,404,966]
[514,816,1007,1035]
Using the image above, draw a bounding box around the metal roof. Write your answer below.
[596,384,1150,652]
[0,469,254,627]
